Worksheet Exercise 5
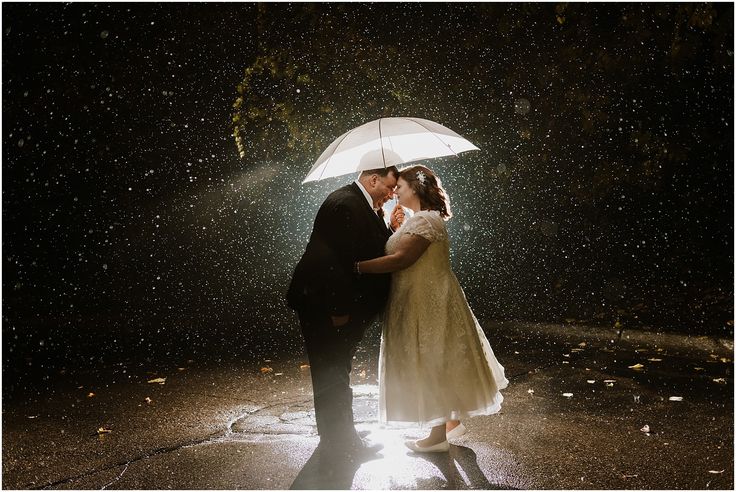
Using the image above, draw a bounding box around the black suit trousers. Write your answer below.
[298,310,374,444]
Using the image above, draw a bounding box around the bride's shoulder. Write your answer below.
[413,210,444,224]
[402,210,447,241]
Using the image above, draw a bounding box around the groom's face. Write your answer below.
[371,173,398,207]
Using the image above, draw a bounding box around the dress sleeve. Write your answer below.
[403,213,445,242]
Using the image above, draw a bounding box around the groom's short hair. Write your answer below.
[359,166,399,179]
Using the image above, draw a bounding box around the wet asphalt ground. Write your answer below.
[2,321,733,490]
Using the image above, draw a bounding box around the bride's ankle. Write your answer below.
[446,420,460,431]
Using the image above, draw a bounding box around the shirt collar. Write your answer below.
[354,180,377,211]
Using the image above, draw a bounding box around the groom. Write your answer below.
[287,165,399,458]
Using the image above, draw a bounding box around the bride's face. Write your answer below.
[395,177,416,208]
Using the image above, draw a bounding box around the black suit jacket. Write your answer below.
[287,183,391,318]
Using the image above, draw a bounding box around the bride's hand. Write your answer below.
[390,203,405,230]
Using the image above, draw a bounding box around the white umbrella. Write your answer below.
[302,117,479,183]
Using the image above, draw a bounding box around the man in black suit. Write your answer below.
[287,165,399,458]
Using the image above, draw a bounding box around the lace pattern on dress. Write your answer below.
[401,211,446,243]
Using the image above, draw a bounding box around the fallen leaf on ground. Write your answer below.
[647,358,663,362]
[720,357,731,363]
[640,424,650,433]
[628,363,645,370]
[358,369,367,378]
[147,377,166,384]
[87,392,95,398]
[578,342,587,348]
[527,389,534,395]
[260,367,273,374]
[97,427,112,434]
[299,364,310,370]
[694,367,705,371]
[712,378,727,384]
[668,396,684,401]
[177,367,186,371]
[708,470,725,474]
[587,380,596,384]
[145,397,153,404]
[562,392,573,398]
[274,372,284,376]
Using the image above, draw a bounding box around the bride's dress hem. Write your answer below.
[379,394,506,428]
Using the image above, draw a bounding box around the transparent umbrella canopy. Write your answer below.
[302,117,480,183]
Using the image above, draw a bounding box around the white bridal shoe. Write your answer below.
[405,439,450,453]
[446,423,467,440]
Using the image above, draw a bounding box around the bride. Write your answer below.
[355,165,508,453]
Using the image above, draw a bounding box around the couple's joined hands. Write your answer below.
[390,202,405,230]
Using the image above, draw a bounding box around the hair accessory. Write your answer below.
[416,170,428,186]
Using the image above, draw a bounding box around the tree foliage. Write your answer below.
[230,3,733,332]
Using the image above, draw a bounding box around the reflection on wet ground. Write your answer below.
[1,322,732,489]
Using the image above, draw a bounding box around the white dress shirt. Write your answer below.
[354,180,377,212]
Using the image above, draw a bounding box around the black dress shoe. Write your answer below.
[347,437,384,457]
[317,436,382,462]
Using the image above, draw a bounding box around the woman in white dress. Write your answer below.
[355,165,508,453]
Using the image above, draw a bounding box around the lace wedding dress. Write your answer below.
[378,210,509,426]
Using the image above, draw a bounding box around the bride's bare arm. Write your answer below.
[357,234,430,274]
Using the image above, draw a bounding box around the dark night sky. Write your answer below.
[2,3,733,374]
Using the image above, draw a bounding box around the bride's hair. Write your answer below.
[400,165,452,220]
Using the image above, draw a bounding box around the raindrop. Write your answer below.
[539,220,558,237]
[514,98,531,115]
